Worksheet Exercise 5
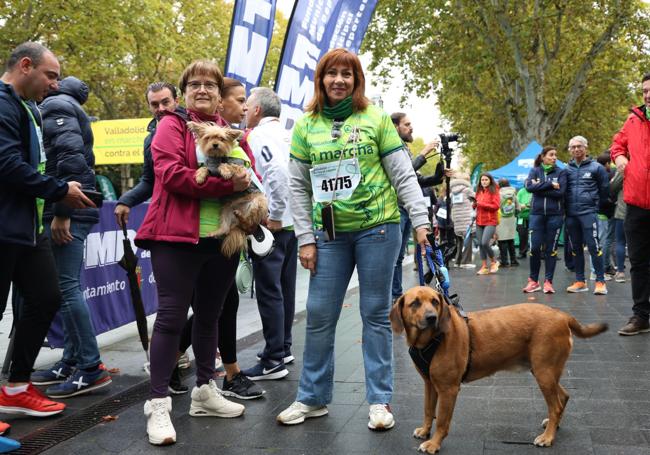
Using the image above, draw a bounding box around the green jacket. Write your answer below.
[516,187,532,219]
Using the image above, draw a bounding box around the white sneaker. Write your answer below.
[276,401,328,425]
[144,397,176,445]
[177,352,191,369]
[368,404,395,430]
[189,379,244,418]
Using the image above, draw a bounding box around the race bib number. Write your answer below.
[310,158,361,203]
[452,193,463,204]
[437,207,447,219]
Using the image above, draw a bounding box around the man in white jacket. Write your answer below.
[241,88,297,380]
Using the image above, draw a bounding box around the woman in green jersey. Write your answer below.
[277,48,431,431]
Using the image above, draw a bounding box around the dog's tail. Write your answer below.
[221,229,247,258]
[568,317,608,338]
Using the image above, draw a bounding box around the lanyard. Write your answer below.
[19,99,46,164]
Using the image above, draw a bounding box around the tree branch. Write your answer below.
[547,0,628,137]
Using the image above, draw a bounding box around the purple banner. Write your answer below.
[48,201,158,348]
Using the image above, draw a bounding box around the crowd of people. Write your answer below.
[0,40,648,451]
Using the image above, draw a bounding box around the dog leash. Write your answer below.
[416,243,450,295]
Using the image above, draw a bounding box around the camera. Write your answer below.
[439,133,459,163]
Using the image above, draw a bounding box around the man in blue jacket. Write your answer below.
[564,135,610,295]
[30,76,112,397]
[0,42,93,428]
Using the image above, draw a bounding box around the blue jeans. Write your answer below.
[566,214,604,282]
[297,223,400,406]
[615,219,627,272]
[391,207,411,299]
[528,215,563,282]
[45,221,100,370]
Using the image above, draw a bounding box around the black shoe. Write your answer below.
[517,253,527,259]
[221,372,265,399]
[169,365,188,395]
[618,316,650,336]
[511,261,520,267]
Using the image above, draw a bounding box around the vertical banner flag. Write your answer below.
[225,0,277,94]
[274,0,378,130]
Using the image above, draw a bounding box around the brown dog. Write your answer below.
[390,286,607,453]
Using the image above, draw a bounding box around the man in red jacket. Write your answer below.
[610,73,650,336]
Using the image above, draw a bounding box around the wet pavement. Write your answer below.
[4,254,650,454]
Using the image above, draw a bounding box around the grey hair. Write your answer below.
[5,42,52,70]
[569,135,588,147]
[249,87,281,118]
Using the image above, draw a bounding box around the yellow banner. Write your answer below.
[92,118,151,165]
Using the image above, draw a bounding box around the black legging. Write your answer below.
[178,284,239,364]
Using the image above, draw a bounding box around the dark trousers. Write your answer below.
[149,239,238,398]
[498,240,517,265]
[454,233,473,266]
[517,218,529,255]
[624,205,650,320]
[0,234,62,382]
[566,213,604,282]
[252,229,297,364]
[528,214,563,283]
[178,284,239,364]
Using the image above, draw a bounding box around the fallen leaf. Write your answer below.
[101,415,118,422]
[108,368,120,374]
[343,304,352,308]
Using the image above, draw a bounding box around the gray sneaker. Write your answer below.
[618,316,650,336]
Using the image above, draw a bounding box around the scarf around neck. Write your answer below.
[322,96,353,119]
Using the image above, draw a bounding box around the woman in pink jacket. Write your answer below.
[135,60,254,446]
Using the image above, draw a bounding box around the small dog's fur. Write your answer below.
[188,121,268,257]
[390,286,608,453]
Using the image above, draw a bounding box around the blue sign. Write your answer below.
[48,202,158,347]
[274,0,378,130]
[225,0,277,94]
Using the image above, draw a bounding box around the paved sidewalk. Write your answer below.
[6,257,650,454]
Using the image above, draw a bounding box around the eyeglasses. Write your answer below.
[568,145,585,150]
[331,120,344,140]
[187,81,219,92]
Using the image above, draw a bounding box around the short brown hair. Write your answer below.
[305,48,369,114]
[222,77,244,99]
[178,60,224,94]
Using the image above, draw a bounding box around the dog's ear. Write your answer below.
[186,121,207,136]
[225,128,242,143]
[389,295,405,334]
[437,293,452,333]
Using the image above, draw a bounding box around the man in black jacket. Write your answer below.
[114,82,180,227]
[390,112,450,300]
[0,42,93,426]
[30,76,112,397]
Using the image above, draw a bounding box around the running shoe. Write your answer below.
[31,360,74,386]
[0,384,65,417]
[46,367,112,398]
[522,279,541,293]
[543,280,555,294]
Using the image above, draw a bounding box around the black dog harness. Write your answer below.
[408,309,472,383]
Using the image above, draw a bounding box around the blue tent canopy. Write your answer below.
[487,141,565,189]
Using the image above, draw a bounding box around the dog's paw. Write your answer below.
[413,427,430,440]
[418,441,440,453]
[195,168,209,184]
[533,433,554,447]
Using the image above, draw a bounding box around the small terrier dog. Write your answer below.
[187,121,268,257]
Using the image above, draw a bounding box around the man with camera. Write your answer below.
[390,112,452,300]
